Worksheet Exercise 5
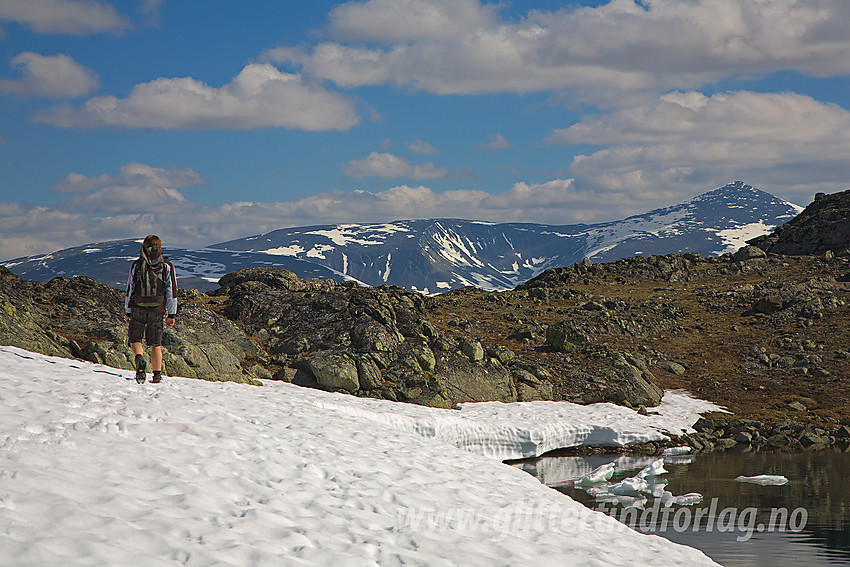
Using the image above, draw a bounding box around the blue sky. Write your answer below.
[2,0,850,260]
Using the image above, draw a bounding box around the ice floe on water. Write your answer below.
[735,475,790,486]
[570,458,703,511]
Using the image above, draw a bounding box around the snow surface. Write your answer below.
[0,346,721,566]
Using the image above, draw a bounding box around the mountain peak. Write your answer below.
[5,183,804,294]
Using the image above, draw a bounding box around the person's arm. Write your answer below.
[164,261,178,326]
[124,263,135,322]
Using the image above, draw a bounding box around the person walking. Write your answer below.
[125,235,177,383]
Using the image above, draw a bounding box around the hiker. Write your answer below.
[124,235,177,384]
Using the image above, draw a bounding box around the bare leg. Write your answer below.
[131,342,144,357]
[151,345,163,372]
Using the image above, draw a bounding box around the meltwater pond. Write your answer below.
[514,450,850,566]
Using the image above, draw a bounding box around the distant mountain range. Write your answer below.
[4,181,804,293]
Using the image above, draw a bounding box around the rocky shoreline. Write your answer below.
[526,414,850,459]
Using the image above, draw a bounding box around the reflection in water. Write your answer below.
[514,450,850,566]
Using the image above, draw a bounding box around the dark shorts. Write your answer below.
[128,307,164,346]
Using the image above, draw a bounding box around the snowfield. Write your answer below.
[0,346,722,566]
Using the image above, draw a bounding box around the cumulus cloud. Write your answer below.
[406,139,438,155]
[41,162,205,217]
[265,0,850,98]
[35,63,360,131]
[0,0,129,35]
[0,204,146,260]
[328,0,498,42]
[476,132,511,151]
[53,162,205,193]
[0,52,100,98]
[552,90,850,205]
[0,176,604,260]
[61,186,190,215]
[342,151,452,180]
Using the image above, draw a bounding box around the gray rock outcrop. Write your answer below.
[749,189,850,255]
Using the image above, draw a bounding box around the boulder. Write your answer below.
[461,339,484,362]
[218,267,303,292]
[356,356,383,390]
[414,345,437,373]
[609,363,664,408]
[657,360,686,375]
[753,296,783,314]
[733,245,767,262]
[512,368,553,402]
[429,351,517,406]
[306,351,360,393]
[486,344,516,365]
[544,321,589,353]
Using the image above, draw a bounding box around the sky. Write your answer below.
[2,0,850,261]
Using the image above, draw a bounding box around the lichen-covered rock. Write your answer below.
[512,368,553,402]
[430,351,517,405]
[356,356,383,390]
[306,351,360,393]
[486,344,516,365]
[657,360,687,375]
[218,267,304,293]
[460,339,484,362]
[414,345,436,373]
[733,245,767,262]
[544,321,589,352]
[609,363,664,408]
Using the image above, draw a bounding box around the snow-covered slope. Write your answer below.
[0,345,721,566]
[2,239,345,292]
[211,219,581,294]
[4,182,802,293]
[581,182,803,262]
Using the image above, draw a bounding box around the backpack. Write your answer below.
[130,257,172,312]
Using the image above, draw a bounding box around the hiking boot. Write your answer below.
[151,371,162,384]
[134,354,146,384]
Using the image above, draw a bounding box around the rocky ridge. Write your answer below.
[748,188,850,256]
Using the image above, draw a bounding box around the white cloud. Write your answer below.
[476,132,511,151]
[342,151,450,180]
[0,52,100,98]
[553,90,850,205]
[267,0,850,98]
[327,0,498,42]
[61,186,190,215]
[406,139,438,155]
[0,0,129,35]
[0,204,147,260]
[35,63,360,131]
[0,177,610,260]
[549,90,850,145]
[53,162,205,193]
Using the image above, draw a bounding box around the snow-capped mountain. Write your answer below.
[2,240,343,292]
[4,182,803,293]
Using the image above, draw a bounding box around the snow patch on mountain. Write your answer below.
[714,221,776,254]
[4,182,803,294]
